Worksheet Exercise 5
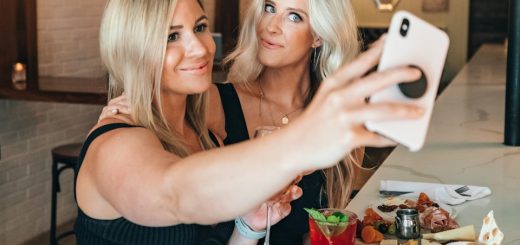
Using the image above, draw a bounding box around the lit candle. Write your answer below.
[12,62,27,90]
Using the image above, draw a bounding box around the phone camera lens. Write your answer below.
[400,18,410,37]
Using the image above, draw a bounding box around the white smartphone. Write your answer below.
[365,11,450,152]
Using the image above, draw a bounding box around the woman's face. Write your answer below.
[256,0,318,69]
[161,0,215,95]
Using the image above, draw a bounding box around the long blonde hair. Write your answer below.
[225,0,361,208]
[100,0,214,156]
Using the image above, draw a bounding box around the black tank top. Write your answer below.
[74,123,233,245]
[215,83,326,245]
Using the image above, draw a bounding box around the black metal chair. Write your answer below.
[50,143,82,245]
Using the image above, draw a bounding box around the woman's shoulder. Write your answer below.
[82,119,173,179]
[88,118,160,154]
[91,115,136,133]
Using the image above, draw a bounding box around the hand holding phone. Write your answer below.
[365,11,450,152]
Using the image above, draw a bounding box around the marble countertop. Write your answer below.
[348,44,520,244]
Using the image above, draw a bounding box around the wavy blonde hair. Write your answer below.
[225,0,361,208]
[100,0,214,156]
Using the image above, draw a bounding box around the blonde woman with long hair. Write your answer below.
[206,0,364,243]
[78,0,301,244]
[92,0,423,244]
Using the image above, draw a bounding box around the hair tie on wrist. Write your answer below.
[234,216,266,240]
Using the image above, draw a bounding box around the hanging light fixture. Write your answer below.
[373,0,401,12]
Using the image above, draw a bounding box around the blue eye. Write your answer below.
[168,33,179,42]
[264,4,275,14]
[288,13,302,22]
[195,23,208,33]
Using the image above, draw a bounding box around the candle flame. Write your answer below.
[14,63,25,72]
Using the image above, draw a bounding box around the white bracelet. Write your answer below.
[234,216,266,240]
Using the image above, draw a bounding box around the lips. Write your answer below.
[260,38,283,49]
[178,62,209,74]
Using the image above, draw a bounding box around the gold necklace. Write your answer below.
[257,82,302,125]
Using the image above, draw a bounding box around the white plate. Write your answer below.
[369,197,457,221]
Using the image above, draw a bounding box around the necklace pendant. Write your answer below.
[281,116,289,125]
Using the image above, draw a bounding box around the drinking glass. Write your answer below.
[308,209,358,245]
[253,126,280,245]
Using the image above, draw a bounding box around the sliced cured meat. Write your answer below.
[419,206,459,232]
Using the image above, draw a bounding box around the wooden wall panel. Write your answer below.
[0,0,37,89]
[0,0,17,86]
[214,0,239,59]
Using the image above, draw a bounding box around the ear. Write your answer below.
[312,36,322,48]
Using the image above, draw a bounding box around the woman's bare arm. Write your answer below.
[81,37,424,227]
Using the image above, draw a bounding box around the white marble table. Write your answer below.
[347,44,520,245]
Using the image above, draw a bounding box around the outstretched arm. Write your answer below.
[81,36,423,227]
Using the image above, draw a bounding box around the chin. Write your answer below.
[189,79,212,94]
[260,59,287,68]
[162,76,212,95]
[193,86,211,94]
[257,53,284,68]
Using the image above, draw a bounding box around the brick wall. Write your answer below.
[0,100,101,244]
[37,0,107,78]
[36,0,218,78]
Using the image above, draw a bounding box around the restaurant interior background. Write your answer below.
[0,0,510,244]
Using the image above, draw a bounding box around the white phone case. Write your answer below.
[365,11,450,152]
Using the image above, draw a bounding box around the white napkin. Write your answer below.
[380,180,492,205]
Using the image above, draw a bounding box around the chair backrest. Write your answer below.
[52,143,83,164]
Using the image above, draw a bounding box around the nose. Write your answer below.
[184,33,208,59]
[266,14,282,34]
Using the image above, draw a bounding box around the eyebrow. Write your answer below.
[169,15,208,30]
[264,0,308,17]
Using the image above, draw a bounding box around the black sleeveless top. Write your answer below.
[215,83,327,245]
[74,123,233,245]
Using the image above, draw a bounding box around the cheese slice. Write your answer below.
[422,225,476,241]
[478,211,504,245]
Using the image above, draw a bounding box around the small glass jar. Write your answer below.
[12,62,27,90]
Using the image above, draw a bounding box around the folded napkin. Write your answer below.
[380,180,492,205]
